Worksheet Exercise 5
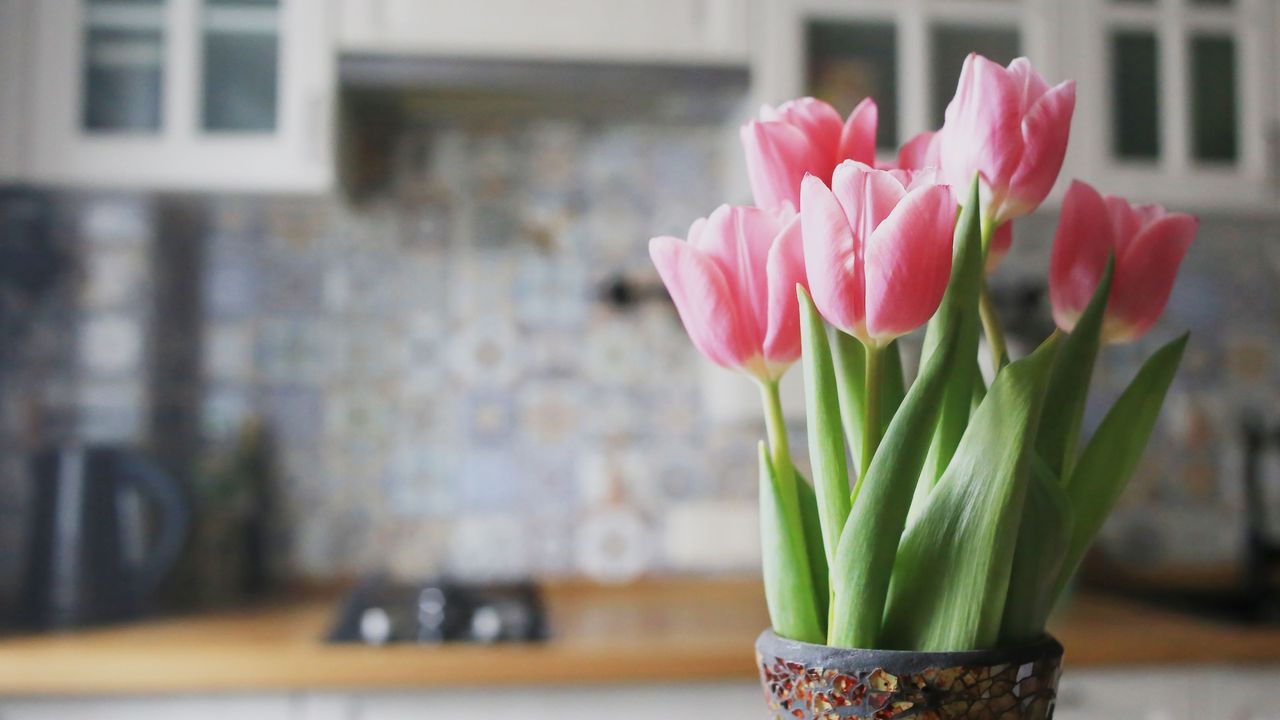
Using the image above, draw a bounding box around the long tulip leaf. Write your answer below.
[1051,333,1188,606]
[799,288,853,570]
[881,340,906,433]
[826,177,982,649]
[829,328,867,473]
[999,453,1072,645]
[880,335,1060,651]
[794,468,830,632]
[1037,256,1114,480]
[758,443,824,643]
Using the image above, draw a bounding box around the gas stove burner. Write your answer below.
[328,575,548,645]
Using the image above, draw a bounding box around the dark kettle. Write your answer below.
[21,445,191,629]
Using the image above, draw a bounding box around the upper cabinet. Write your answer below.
[752,0,1278,211]
[334,0,749,65]
[25,0,334,192]
[752,0,1062,163]
[1066,0,1276,210]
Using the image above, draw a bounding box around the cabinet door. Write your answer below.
[0,695,294,720]
[753,0,1061,166]
[1195,667,1280,720]
[336,0,748,65]
[1065,0,1275,210]
[1054,669,1193,720]
[354,683,769,720]
[28,0,333,192]
[0,0,33,181]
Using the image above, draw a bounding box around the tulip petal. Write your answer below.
[800,174,865,336]
[695,205,775,351]
[897,130,940,171]
[1006,57,1051,114]
[1049,181,1114,332]
[650,236,758,370]
[838,97,878,166]
[941,53,1026,201]
[864,185,956,342]
[741,120,817,213]
[764,214,807,367]
[1004,81,1076,221]
[829,161,908,245]
[1109,213,1197,341]
[776,97,845,168]
[986,220,1013,273]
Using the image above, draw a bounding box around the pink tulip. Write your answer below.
[741,97,878,213]
[800,161,956,346]
[649,205,808,381]
[1050,181,1198,343]
[987,221,1013,273]
[895,130,941,172]
[939,54,1076,225]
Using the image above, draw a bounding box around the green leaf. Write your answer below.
[794,469,830,633]
[881,340,906,434]
[1050,333,1189,606]
[831,336,904,476]
[880,335,1060,651]
[758,443,824,643]
[826,176,984,649]
[799,288,853,571]
[999,453,1072,645]
[829,328,867,471]
[1037,256,1115,480]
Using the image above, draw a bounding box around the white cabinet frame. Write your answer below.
[27,0,334,193]
[1065,0,1275,211]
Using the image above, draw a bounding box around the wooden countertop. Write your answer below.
[0,577,1278,696]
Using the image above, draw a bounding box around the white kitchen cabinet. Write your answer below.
[0,695,295,720]
[751,0,1062,163]
[750,0,1278,211]
[335,0,749,66]
[352,684,768,720]
[1054,668,1193,720]
[23,0,334,192]
[1063,0,1277,211]
[1195,667,1280,720]
[0,0,34,182]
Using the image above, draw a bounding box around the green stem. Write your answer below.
[760,379,793,482]
[858,343,885,490]
[979,282,1008,369]
[977,216,1008,370]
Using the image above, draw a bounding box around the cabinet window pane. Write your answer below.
[1190,34,1238,162]
[1111,30,1160,160]
[930,25,1020,128]
[806,21,898,151]
[201,0,280,132]
[82,0,165,132]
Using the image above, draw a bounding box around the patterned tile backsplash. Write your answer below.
[1,110,1279,600]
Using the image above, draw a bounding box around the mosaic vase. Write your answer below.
[756,629,1063,719]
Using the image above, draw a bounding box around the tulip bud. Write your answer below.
[1049,181,1197,343]
[741,97,878,214]
[649,205,808,381]
[939,54,1076,225]
[799,162,956,346]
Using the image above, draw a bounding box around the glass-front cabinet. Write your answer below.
[754,0,1058,164]
[1069,0,1274,209]
[27,0,333,191]
[753,0,1277,210]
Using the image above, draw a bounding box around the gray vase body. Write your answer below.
[756,629,1064,719]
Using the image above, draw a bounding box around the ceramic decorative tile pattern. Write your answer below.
[2,111,1279,591]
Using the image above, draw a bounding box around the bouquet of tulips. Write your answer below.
[650,54,1197,651]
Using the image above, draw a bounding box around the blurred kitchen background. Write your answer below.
[0,0,1279,718]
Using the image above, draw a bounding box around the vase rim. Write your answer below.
[756,628,1064,675]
